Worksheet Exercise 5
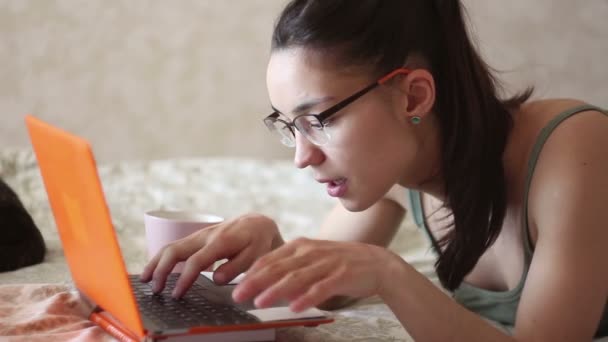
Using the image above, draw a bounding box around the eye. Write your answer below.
[311,121,324,129]
[321,117,336,128]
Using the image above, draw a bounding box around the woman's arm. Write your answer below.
[514,109,608,340]
[232,111,608,340]
[315,184,407,309]
[316,183,407,245]
[381,255,515,341]
[382,110,608,341]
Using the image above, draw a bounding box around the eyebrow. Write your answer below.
[271,96,335,117]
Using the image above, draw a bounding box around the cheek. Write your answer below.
[326,112,387,148]
[334,121,410,201]
[327,107,409,169]
[358,124,418,186]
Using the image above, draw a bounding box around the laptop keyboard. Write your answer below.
[129,274,260,329]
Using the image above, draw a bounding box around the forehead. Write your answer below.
[266,48,372,113]
[266,48,336,89]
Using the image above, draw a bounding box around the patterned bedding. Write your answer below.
[6,147,579,341]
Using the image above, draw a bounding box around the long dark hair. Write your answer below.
[271,0,533,290]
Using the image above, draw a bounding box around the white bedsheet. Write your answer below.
[0,148,433,341]
[1,148,605,341]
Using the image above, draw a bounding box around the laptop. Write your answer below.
[25,115,333,341]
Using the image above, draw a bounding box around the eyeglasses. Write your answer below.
[263,67,411,147]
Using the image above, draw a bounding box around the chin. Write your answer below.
[338,197,374,212]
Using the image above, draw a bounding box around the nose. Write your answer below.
[293,132,325,169]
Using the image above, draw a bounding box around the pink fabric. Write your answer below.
[0,284,115,341]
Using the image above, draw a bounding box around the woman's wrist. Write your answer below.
[376,249,415,301]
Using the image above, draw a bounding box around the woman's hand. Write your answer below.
[140,213,284,298]
[232,238,398,312]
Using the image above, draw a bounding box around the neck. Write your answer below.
[399,113,446,201]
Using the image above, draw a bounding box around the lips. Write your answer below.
[315,177,345,184]
[324,178,348,197]
[328,178,346,186]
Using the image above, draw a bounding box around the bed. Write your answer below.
[1,148,606,341]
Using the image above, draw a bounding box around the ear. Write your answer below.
[397,69,436,120]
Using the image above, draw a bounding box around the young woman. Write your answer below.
[141,1,608,339]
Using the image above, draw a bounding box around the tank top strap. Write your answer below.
[408,189,442,255]
[520,104,608,261]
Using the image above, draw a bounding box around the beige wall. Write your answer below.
[1,0,292,163]
[1,0,606,163]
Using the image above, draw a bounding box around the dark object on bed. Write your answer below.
[0,178,46,272]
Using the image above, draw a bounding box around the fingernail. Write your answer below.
[254,297,265,308]
[172,289,180,298]
[232,288,241,301]
[214,272,226,283]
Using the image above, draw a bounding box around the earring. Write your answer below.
[410,116,421,125]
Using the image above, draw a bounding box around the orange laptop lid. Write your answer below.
[25,115,145,338]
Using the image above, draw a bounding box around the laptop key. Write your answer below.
[128,274,259,328]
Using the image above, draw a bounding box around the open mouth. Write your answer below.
[327,178,348,197]
[328,178,346,187]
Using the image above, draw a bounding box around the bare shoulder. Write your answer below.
[513,99,608,340]
[534,98,606,152]
[520,98,603,118]
[525,98,607,171]
[525,98,608,240]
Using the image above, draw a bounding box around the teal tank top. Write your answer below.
[407,104,608,337]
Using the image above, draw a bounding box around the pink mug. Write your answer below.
[144,210,224,273]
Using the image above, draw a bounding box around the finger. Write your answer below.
[150,238,205,293]
[172,239,243,298]
[289,274,341,313]
[233,256,308,303]
[243,240,298,276]
[212,246,256,285]
[140,251,162,282]
[141,239,190,282]
[253,262,330,309]
[170,248,218,298]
